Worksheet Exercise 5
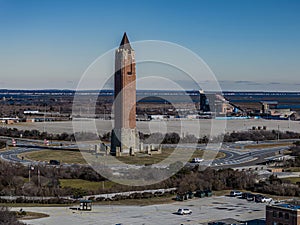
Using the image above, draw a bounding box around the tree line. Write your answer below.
[0,158,299,200]
[1,127,300,145]
[0,127,99,142]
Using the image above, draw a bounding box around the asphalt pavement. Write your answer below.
[18,196,267,225]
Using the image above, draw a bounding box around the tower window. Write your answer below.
[127,58,133,75]
[127,64,133,75]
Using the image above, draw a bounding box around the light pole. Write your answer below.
[38,166,41,187]
[277,124,280,141]
[28,165,34,183]
[214,103,217,119]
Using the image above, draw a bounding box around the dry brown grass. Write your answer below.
[19,150,87,164]
[19,148,225,166]
[15,211,49,220]
[243,142,293,149]
[116,148,225,165]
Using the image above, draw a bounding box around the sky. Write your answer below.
[0,0,300,91]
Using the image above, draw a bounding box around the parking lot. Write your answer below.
[20,196,266,225]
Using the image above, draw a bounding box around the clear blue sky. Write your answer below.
[0,0,299,91]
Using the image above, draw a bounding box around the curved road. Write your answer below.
[0,139,291,169]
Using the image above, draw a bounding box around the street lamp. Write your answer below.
[28,165,34,182]
[277,124,280,141]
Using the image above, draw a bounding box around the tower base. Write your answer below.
[110,128,140,156]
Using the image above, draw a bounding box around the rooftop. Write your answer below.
[260,101,278,104]
[80,199,92,203]
[273,203,300,210]
[119,32,132,50]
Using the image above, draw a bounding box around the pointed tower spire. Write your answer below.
[119,32,132,49]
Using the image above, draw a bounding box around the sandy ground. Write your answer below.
[19,196,266,225]
[7,118,300,138]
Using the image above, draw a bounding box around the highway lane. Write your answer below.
[0,147,48,166]
[211,146,290,168]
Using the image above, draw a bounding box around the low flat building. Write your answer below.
[266,203,300,225]
[0,117,19,124]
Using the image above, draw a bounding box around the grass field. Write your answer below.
[19,150,87,164]
[59,179,115,191]
[285,167,300,172]
[242,142,293,149]
[116,148,225,165]
[1,203,73,207]
[15,211,49,220]
[19,148,225,166]
[281,177,300,184]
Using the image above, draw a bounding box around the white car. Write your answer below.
[230,190,243,197]
[177,208,192,215]
[191,158,204,163]
[261,196,273,203]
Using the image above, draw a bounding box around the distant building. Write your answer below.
[206,218,265,225]
[6,119,14,125]
[266,203,300,225]
[26,118,35,123]
[0,117,19,124]
[269,108,296,119]
[199,90,210,112]
[261,101,278,114]
[24,110,40,114]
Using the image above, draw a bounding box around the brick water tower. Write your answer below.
[111,33,139,155]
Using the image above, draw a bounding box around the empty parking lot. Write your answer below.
[20,196,266,225]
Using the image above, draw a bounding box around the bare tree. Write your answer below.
[0,206,25,225]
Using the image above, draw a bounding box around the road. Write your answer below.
[0,147,45,165]
[0,139,292,169]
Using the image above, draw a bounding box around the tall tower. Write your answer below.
[111,33,139,155]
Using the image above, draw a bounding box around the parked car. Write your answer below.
[195,190,206,198]
[230,190,243,197]
[254,194,264,202]
[177,208,192,215]
[176,193,189,201]
[242,192,252,199]
[175,195,184,201]
[205,190,212,197]
[191,158,204,163]
[246,193,255,201]
[187,191,194,199]
[49,159,60,165]
[261,196,273,203]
